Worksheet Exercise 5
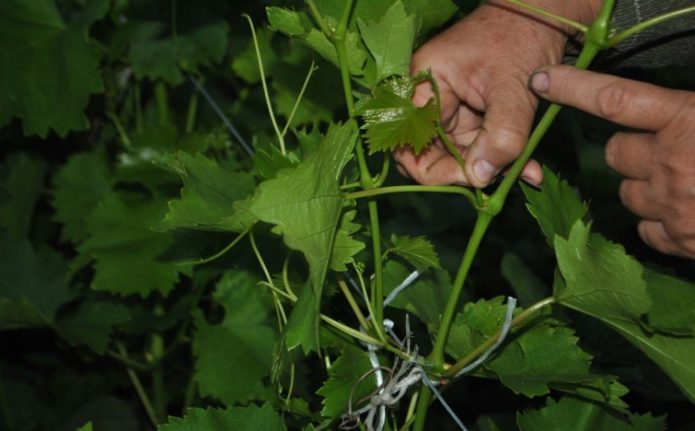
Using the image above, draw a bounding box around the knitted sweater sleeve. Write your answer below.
[596,0,695,68]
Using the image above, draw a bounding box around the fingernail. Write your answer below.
[529,71,550,93]
[474,160,497,184]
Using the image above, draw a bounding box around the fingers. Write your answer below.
[619,180,661,221]
[638,220,695,259]
[394,144,469,185]
[464,77,537,187]
[529,65,687,132]
[605,132,654,180]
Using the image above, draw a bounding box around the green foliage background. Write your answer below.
[1,0,695,430]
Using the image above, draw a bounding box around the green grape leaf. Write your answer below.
[357,1,416,83]
[355,76,438,154]
[0,0,107,137]
[317,348,376,418]
[56,301,131,354]
[487,325,593,397]
[446,298,625,403]
[266,8,366,76]
[446,297,512,357]
[500,252,548,307]
[521,167,588,247]
[76,423,93,431]
[79,193,181,297]
[383,260,452,327]
[52,150,112,244]
[0,153,46,239]
[517,397,666,431]
[0,239,71,330]
[159,152,256,233]
[253,146,299,181]
[329,210,365,272]
[249,122,356,351]
[159,405,285,431]
[266,7,313,37]
[193,271,276,405]
[284,286,320,354]
[643,270,695,335]
[129,22,229,84]
[402,0,458,35]
[555,220,695,402]
[388,234,441,270]
[307,0,457,38]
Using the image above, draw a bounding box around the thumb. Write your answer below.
[464,80,537,187]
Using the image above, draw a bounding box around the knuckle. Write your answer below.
[597,83,628,120]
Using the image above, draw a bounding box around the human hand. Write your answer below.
[396,0,600,187]
[530,65,695,259]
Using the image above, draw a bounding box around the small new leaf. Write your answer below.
[356,76,438,154]
[317,348,376,418]
[330,210,365,272]
[521,167,588,247]
[358,1,416,83]
[388,234,441,270]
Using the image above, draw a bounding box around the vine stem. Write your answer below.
[328,0,388,341]
[117,343,159,427]
[345,184,477,207]
[413,3,612,428]
[337,275,373,333]
[445,297,555,377]
[501,0,588,33]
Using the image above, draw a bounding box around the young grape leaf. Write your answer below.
[555,220,695,402]
[79,193,181,297]
[253,146,300,181]
[500,252,548,307]
[0,0,107,137]
[388,234,441,270]
[56,301,131,354]
[0,153,46,239]
[517,396,666,431]
[316,348,376,418]
[402,0,458,35]
[0,239,71,330]
[358,1,416,83]
[329,210,365,272]
[266,7,312,37]
[249,122,356,351]
[128,22,229,84]
[355,76,438,154]
[383,260,452,327]
[76,423,93,431]
[521,167,588,247]
[298,0,457,38]
[446,298,627,404]
[52,150,112,244]
[159,152,256,233]
[267,8,367,76]
[193,271,276,405]
[159,405,285,431]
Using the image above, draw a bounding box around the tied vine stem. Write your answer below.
[322,0,388,341]
[412,0,614,428]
